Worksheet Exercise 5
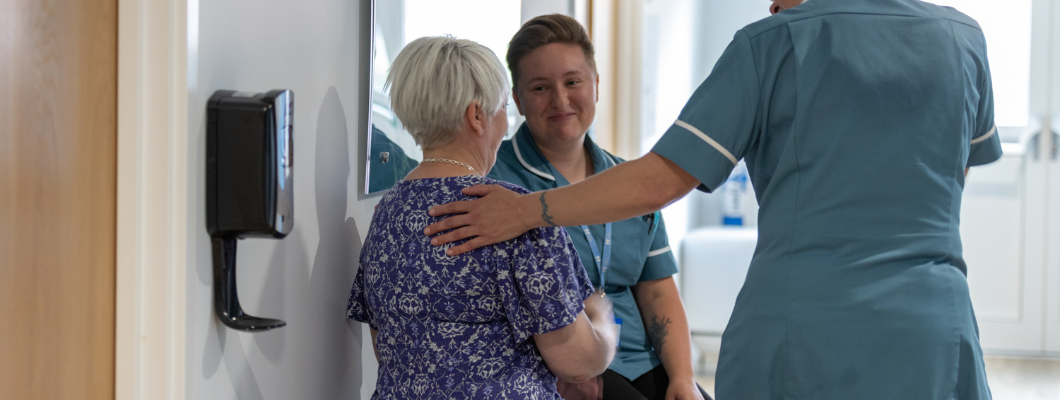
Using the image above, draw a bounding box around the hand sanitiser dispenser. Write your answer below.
[207,89,293,332]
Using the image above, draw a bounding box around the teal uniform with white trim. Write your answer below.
[488,123,679,381]
[651,0,1002,399]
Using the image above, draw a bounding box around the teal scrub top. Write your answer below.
[489,123,680,380]
[651,0,1002,399]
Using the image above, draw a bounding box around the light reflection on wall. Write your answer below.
[930,0,1032,128]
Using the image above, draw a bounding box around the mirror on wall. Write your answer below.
[365,0,524,194]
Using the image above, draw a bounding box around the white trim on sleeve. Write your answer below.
[647,246,672,258]
[970,125,997,145]
[513,135,556,181]
[675,120,738,165]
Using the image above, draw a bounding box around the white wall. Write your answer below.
[185,1,380,398]
[690,1,769,88]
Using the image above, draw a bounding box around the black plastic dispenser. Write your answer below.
[206,89,294,332]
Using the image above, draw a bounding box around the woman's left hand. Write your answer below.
[665,377,705,400]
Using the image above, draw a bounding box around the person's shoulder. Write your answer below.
[740,15,791,38]
[377,180,412,202]
[479,176,533,195]
[395,177,485,202]
[740,0,983,38]
[739,0,863,37]
[922,2,981,31]
[739,2,828,38]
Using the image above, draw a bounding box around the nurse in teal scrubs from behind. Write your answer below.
[488,14,708,400]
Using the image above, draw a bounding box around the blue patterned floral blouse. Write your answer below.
[348,175,595,400]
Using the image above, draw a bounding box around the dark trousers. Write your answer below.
[601,365,713,400]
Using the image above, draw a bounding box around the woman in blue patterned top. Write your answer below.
[347,36,618,399]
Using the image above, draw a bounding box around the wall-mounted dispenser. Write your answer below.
[207,89,294,332]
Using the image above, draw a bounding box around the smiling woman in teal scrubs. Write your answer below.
[489,14,707,400]
[425,1,1004,399]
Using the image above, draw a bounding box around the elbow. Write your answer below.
[547,366,581,382]
[552,367,590,383]
[564,344,616,382]
[541,343,614,383]
[535,314,618,382]
[552,359,610,383]
[560,372,599,384]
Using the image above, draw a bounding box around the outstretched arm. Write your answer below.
[425,152,701,255]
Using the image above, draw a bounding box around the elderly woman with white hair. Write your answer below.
[347,36,618,399]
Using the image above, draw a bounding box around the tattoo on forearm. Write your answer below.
[648,314,672,354]
[539,192,557,227]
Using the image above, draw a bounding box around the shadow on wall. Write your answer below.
[301,85,365,398]
[197,86,365,399]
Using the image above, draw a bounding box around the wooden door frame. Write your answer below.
[115,0,188,398]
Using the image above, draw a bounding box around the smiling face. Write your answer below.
[770,0,805,14]
[513,43,598,146]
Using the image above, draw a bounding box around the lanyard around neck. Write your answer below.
[523,130,614,289]
[580,223,613,289]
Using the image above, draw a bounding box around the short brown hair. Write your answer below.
[506,14,597,92]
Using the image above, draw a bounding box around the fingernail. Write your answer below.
[428,209,436,216]
[431,238,438,245]
[424,228,430,235]
[447,250,454,256]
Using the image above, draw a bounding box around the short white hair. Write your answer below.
[386,36,510,148]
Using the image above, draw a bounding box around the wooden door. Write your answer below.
[0,1,117,398]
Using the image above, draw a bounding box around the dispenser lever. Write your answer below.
[212,237,286,332]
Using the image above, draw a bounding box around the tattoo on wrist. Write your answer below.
[648,314,672,354]
[539,192,557,227]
